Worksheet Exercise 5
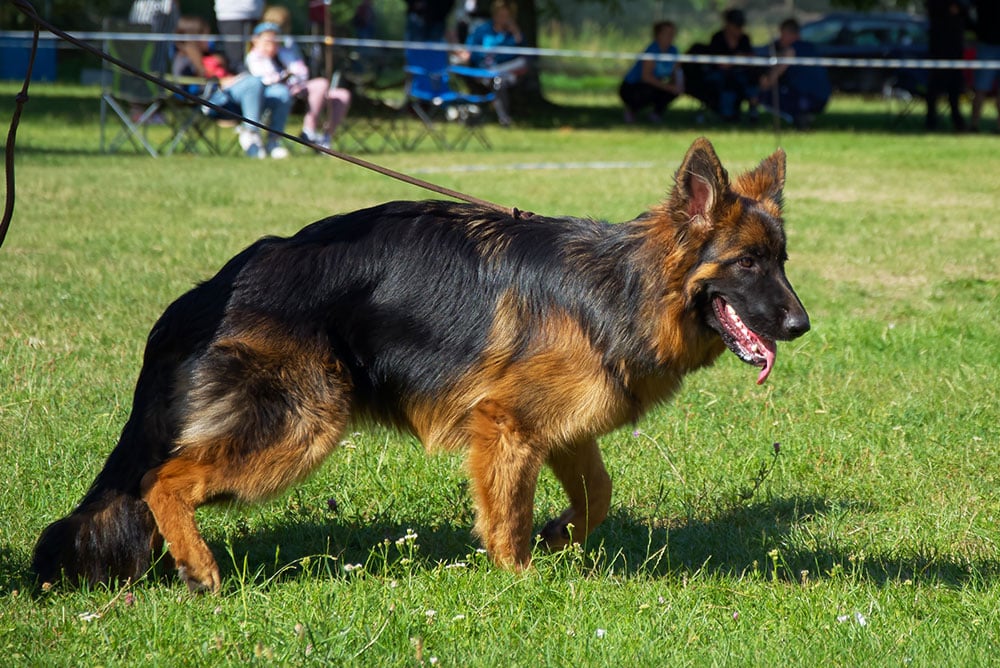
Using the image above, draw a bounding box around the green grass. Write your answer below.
[1,82,999,665]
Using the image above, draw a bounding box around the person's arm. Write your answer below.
[672,64,685,95]
[640,60,681,94]
[639,46,682,94]
[503,18,522,45]
[760,45,794,89]
[280,46,311,84]
[174,43,206,77]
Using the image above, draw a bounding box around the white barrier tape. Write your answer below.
[2,30,999,71]
[411,160,658,174]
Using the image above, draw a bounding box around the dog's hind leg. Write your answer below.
[141,325,353,592]
[466,399,546,568]
[539,438,612,551]
[140,457,225,592]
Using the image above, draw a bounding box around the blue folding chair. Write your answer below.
[404,46,494,150]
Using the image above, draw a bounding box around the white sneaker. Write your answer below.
[238,130,265,159]
[267,140,290,160]
[301,129,331,149]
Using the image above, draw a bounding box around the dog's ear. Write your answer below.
[673,137,730,229]
[735,147,786,209]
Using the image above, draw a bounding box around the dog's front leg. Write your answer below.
[539,438,612,551]
[466,399,545,568]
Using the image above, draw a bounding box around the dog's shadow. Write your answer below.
[213,514,479,584]
[594,496,1000,586]
[8,495,996,592]
[210,494,999,588]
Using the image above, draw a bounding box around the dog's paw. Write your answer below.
[539,518,574,551]
[177,561,221,594]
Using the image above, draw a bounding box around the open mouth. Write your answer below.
[711,296,777,385]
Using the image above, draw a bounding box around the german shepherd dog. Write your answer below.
[33,138,809,592]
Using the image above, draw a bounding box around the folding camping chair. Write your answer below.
[883,63,928,129]
[99,20,169,156]
[333,67,409,153]
[159,78,240,156]
[404,46,494,150]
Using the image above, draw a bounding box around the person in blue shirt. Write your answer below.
[464,0,524,68]
[619,20,685,124]
[758,18,832,129]
[455,0,528,126]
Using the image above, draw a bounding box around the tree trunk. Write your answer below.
[511,0,555,112]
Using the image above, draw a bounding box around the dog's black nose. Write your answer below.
[784,309,810,338]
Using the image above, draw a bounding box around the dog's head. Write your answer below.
[670,137,810,384]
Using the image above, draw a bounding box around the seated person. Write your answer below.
[454,0,529,126]
[705,8,760,122]
[243,22,321,159]
[619,20,685,124]
[256,5,352,149]
[758,18,831,129]
[172,15,291,159]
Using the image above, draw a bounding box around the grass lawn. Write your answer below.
[1,81,999,665]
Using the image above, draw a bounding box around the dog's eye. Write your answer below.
[737,256,755,269]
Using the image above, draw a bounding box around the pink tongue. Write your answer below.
[756,339,777,385]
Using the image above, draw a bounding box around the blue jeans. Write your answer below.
[261,83,292,138]
[209,74,263,132]
[208,75,291,136]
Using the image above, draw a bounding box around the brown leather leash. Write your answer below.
[1,0,526,250]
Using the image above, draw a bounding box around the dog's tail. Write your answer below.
[30,312,197,588]
[31,407,172,588]
[31,490,163,588]
[30,293,210,588]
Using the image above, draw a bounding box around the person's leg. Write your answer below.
[492,84,513,126]
[262,83,293,157]
[926,70,939,130]
[651,88,678,116]
[619,81,642,121]
[219,75,264,126]
[716,69,740,121]
[211,77,265,157]
[263,83,292,134]
[302,78,329,135]
[946,69,965,131]
[971,89,985,131]
[326,87,352,134]
[736,69,760,120]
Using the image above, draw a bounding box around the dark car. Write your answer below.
[798,12,928,94]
